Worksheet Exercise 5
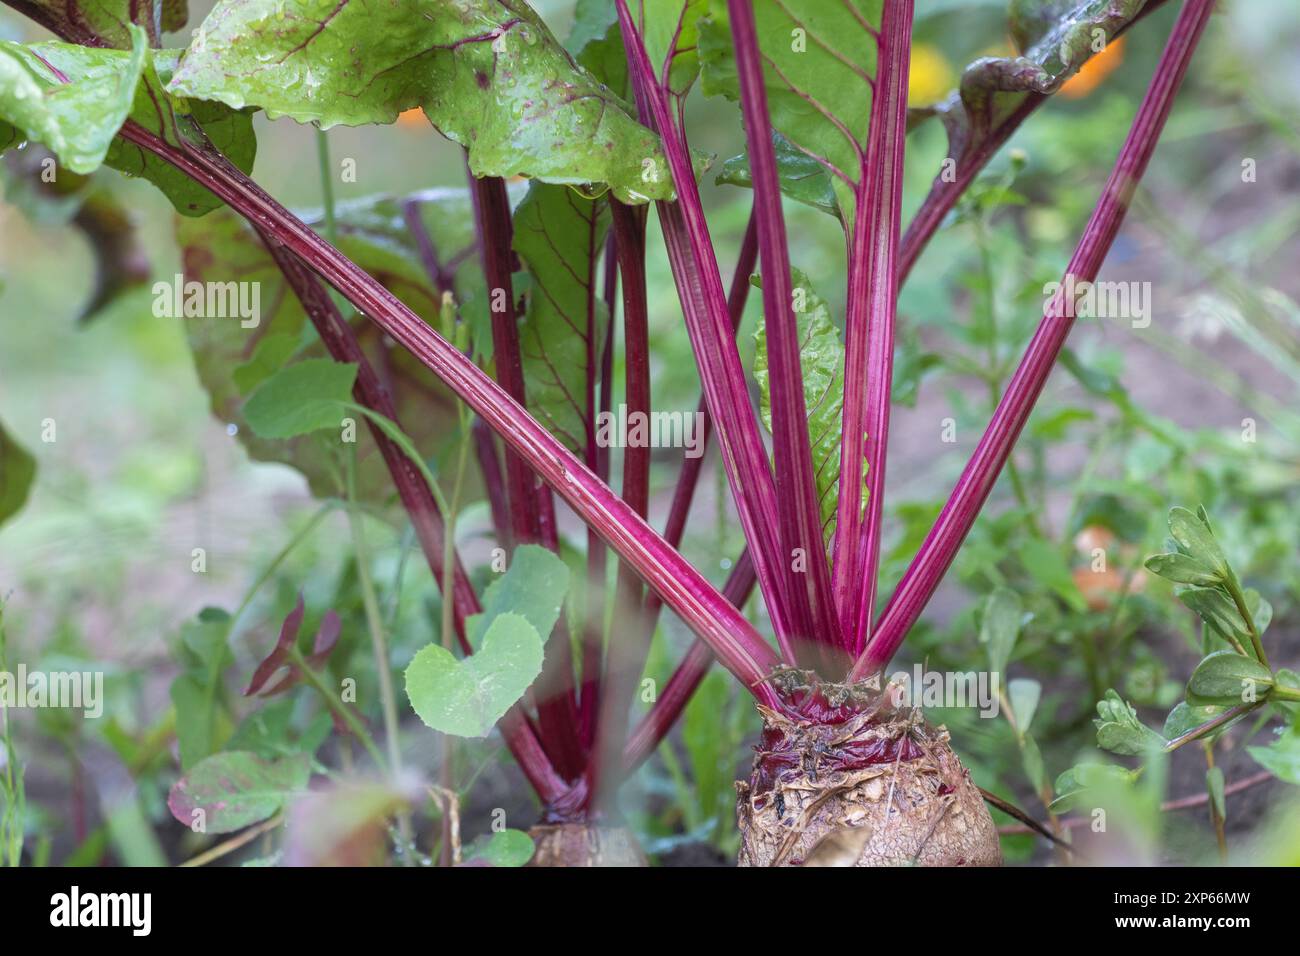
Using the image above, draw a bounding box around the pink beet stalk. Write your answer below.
[116,121,784,707]
[586,200,654,808]
[851,0,1216,680]
[467,172,543,547]
[615,0,799,658]
[835,0,914,655]
[726,0,842,661]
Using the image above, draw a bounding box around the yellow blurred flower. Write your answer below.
[1060,35,1126,98]
[908,44,955,107]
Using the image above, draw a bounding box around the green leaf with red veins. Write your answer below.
[752,269,858,546]
[699,0,882,221]
[512,182,610,457]
[567,0,707,101]
[167,751,310,834]
[0,415,36,529]
[176,192,485,501]
[7,0,188,48]
[167,0,673,203]
[105,47,257,216]
[0,30,146,174]
[0,27,256,215]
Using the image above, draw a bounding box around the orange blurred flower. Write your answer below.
[1060,36,1126,99]
[1070,523,1147,610]
[1072,565,1147,611]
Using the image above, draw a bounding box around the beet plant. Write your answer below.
[3,0,1294,868]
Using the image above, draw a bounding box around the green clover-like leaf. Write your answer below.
[405,612,545,739]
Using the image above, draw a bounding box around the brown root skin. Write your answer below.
[526,823,648,867]
[737,674,1001,867]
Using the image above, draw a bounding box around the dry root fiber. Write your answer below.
[526,823,647,867]
[736,675,1001,867]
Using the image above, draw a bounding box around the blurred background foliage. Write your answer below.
[1,0,1299,866]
